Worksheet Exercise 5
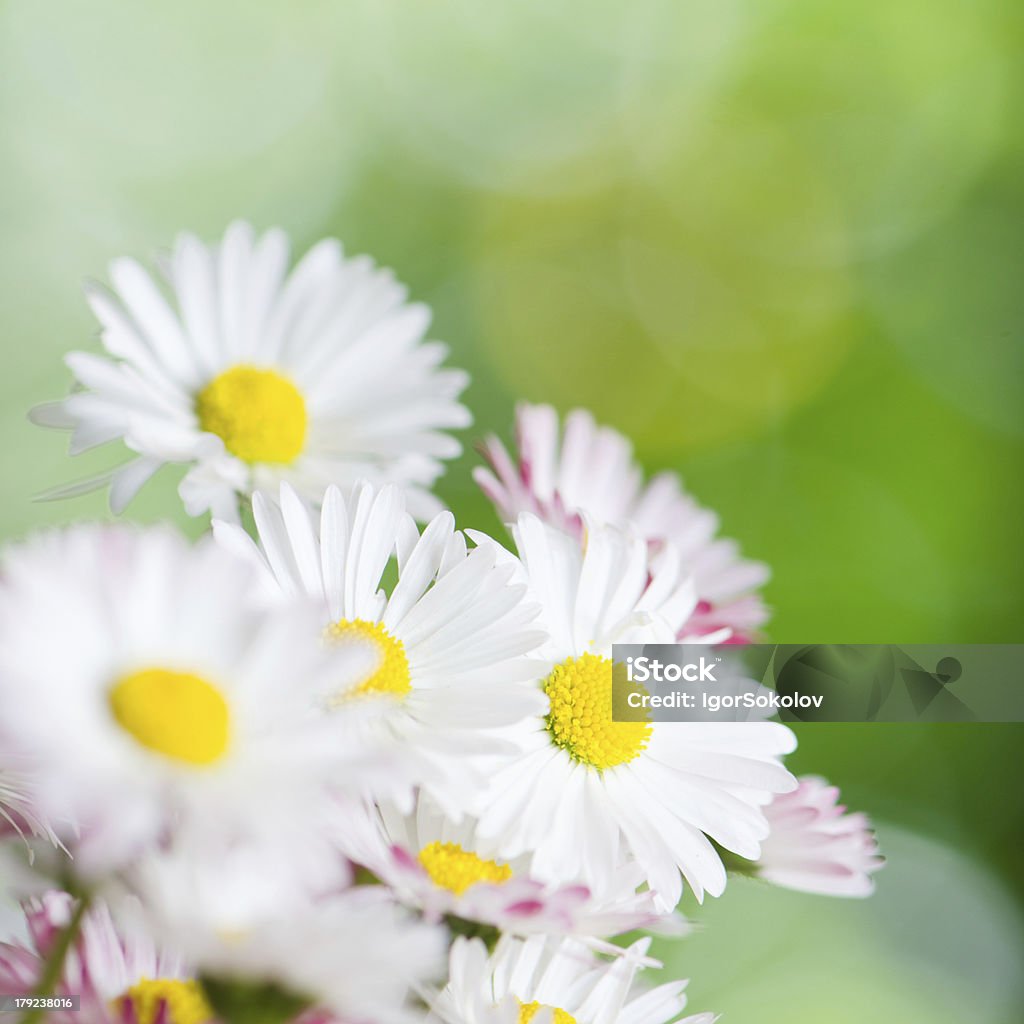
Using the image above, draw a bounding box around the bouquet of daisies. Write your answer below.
[0,224,882,1024]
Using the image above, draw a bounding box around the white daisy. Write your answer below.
[429,935,716,1024]
[214,481,548,819]
[475,403,769,641]
[469,515,797,910]
[31,221,470,521]
[755,775,884,897]
[125,837,446,1024]
[338,793,674,948]
[0,524,387,877]
[0,890,207,1024]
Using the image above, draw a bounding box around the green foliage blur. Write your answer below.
[1,3,1021,1021]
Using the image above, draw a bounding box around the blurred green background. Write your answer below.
[2,2,1022,1021]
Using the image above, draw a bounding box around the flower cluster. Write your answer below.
[1,224,882,1024]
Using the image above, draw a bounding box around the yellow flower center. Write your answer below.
[109,669,230,766]
[543,653,652,771]
[112,978,212,1024]
[196,364,307,464]
[518,1001,578,1024]
[326,618,412,700]
[417,841,513,895]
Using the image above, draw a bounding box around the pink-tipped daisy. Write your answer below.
[0,891,209,1024]
[475,403,769,642]
[755,775,884,897]
[338,794,676,950]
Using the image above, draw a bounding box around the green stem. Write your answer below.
[20,892,91,1024]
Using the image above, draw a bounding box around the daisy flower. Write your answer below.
[31,221,470,520]
[338,793,674,948]
[213,481,548,818]
[0,891,209,1024]
[125,838,446,1024]
[470,515,797,910]
[429,935,716,1024]
[754,776,884,897]
[0,524,388,876]
[475,403,769,641]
